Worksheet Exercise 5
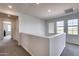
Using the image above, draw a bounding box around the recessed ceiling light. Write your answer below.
[8,5,12,9]
[48,9,51,13]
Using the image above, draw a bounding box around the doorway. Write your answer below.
[3,21,11,40]
[0,12,19,41]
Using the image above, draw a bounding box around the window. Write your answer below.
[56,21,64,33]
[8,24,11,31]
[68,19,78,35]
[48,22,54,33]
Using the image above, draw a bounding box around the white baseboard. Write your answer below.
[66,42,79,46]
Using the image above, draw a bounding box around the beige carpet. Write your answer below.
[0,38,31,56]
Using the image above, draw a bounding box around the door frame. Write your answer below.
[0,12,19,40]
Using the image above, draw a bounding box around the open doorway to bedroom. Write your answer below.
[3,21,11,40]
[0,12,19,41]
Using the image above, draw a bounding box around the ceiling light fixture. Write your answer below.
[8,5,12,9]
[48,9,51,13]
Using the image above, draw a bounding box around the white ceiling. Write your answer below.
[0,3,79,19]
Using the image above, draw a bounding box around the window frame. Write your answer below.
[8,24,11,32]
[56,21,64,34]
[67,19,78,35]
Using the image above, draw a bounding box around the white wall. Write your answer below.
[19,14,45,35]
